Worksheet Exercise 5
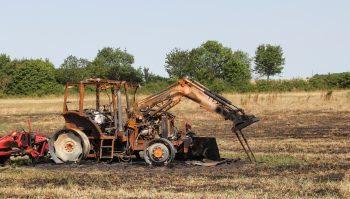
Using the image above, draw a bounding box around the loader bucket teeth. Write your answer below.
[233,130,256,162]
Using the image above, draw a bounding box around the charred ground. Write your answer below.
[0,91,349,198]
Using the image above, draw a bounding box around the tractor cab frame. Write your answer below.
[50,79,136,163]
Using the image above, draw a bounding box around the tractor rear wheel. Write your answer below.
[144,138,176,166]
[49,129,90,164]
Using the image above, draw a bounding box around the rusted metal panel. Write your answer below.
[79,82,84,115]
[96,84,100,111]
[63,83,69,114]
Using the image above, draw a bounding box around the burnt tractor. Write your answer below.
[49,78,258,165]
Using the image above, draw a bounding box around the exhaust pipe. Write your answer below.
[117,89,123,132]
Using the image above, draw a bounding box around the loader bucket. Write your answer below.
[189,137,221,161]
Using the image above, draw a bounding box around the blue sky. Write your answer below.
[1,1,349,78]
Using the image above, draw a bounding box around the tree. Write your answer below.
[0,54,11,92]
[4,59,60,95]
[89,47,143,82]
[0,54,10,69]
[143,67,150,82]
[164,41,252,84]
[223,50,252,84]
[190,40,232,82]
[254,44,285,80]
[165,48,192,78]
[143,67,167,83]
[91,47,132,78]
[56,55,91,84]
[112,65,143,83]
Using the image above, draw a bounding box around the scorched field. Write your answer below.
[0,90,349,198]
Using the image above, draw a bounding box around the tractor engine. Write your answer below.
[138,112,180,141]
[84,109,113,130]
[86,110,107,125]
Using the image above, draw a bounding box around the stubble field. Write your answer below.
[0,90,349,198]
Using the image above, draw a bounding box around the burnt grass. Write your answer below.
[1,110,350,198]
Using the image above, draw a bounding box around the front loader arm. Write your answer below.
[134,78,259,162]
[135,78,258,131]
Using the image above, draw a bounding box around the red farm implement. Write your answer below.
[0,122,48,165]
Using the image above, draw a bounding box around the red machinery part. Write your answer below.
[0,130,49,164]
[0,133,18,154]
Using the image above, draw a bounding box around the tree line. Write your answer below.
[0,47,164,96]
[0,40,348,96]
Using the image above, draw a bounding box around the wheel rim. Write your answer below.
[144,138,176,166]
[53,132,83,162]
[49,129,90,164]
[148,143,169,163]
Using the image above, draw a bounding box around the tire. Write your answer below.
[144,138,176,166]
[49,129,90,164]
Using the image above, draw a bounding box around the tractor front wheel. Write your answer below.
[144,138,176,166]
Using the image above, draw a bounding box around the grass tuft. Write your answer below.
[221,152,304,167]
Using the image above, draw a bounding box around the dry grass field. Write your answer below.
[0,90,350,198]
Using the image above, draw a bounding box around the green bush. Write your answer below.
[309,72,350,89]
[138,78,177,94]
[0,51,349,96]
[206,78,230,93]
[138,76,349,95]
[2,59,61,96]
[253,79,312,92]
